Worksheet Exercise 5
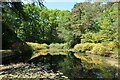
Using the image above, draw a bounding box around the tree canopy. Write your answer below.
[2,2,118,47]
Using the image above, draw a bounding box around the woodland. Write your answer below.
[1,1,119,79]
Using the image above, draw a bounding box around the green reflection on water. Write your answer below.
[29,51,119,79]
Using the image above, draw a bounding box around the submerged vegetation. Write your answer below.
[1,1,119,79]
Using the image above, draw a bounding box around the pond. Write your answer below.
[28,51,119,79]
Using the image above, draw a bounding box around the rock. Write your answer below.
[0,63,69,79]
[56,73,60,76]
[0,65,4,67]
[59,72,63,75]
[61,76,68,79]
[25,66,29,68]
[49,75,55,79]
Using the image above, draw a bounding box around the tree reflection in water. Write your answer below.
[29,51,119,79]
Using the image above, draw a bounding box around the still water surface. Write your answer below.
[29,51,119,79]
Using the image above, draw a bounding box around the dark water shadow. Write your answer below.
[28,51,119,79]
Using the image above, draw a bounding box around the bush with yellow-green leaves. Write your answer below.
[49,43,68,49]
[26,42,48,51]
[107,41,118,51]
[74,42,118,57]
[82,43,95,51]
[90,43,109,55]
[74,43,95,52]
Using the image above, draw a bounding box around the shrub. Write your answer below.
[107,41,118,51]
[91,43,109,55]
[81,33,94,43]
[74,42,118,58]
[26,42,48,51]
[81,33,111,43]
[74,43,95,52]
[74,43,84,52]
[82,43,95,51]
[103,41,118,58]
[49,43,68,49]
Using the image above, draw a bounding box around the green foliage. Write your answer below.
[59,2,118,44]
[26,42,48,51]
[91,43,109,55]
[49,43,68,49]
[81,33,94,43]
[74,43,95,52]
[3,2,118,45]
[74,44,83,52]
[2,2,118,59]
[82,43,95,51]
[74,42,118,58]
[81,31,117,43]
[107,41,118,51]
[3,3,69,44]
